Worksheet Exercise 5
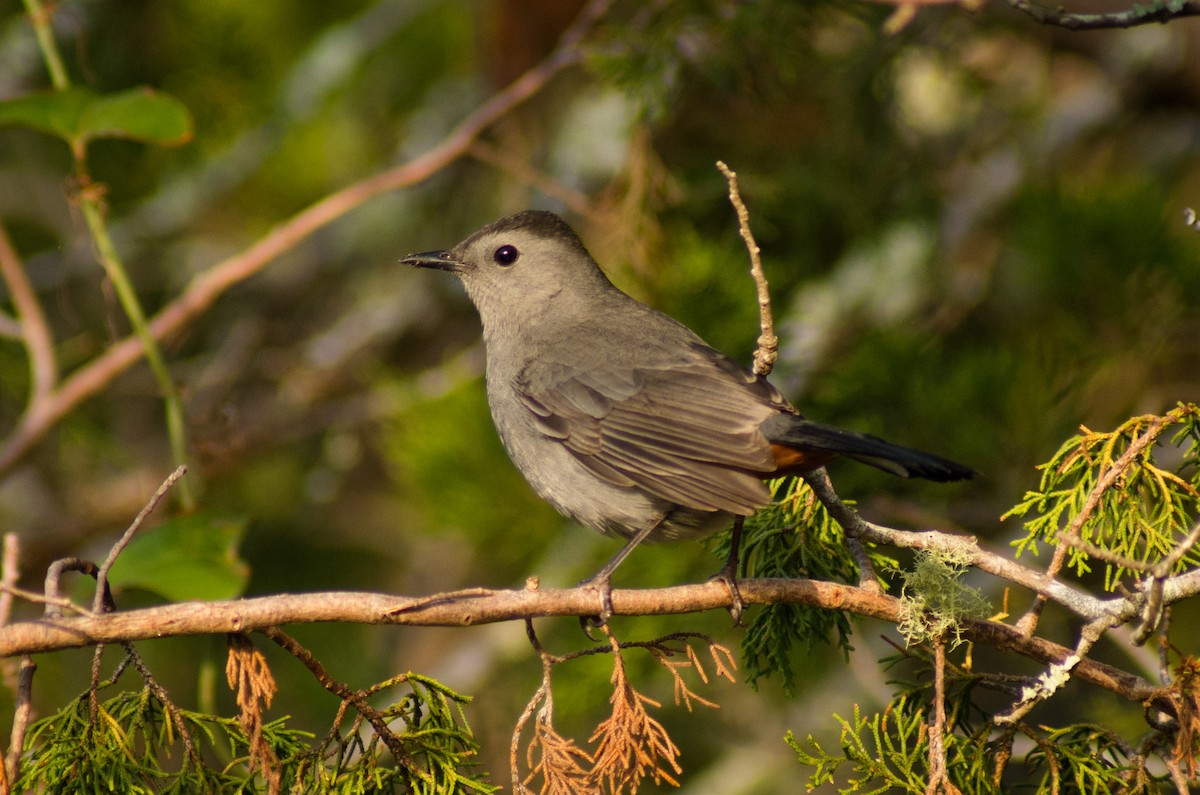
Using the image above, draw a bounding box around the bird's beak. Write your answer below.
[401,250,463,272]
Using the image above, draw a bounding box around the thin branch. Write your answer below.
[1058,533,1154,573]
[1165,756,1193,795]
[1051,418,1168,574]
[4,656,35,788]
[0,223,57,407]
[717,161,777,377]
[0,584,93,617]
[42,557,99,619]
[925,637,961,795]
[802,469,1113,621]
[512,619,562,795]
[994,612,1121,726]
[128,644,201,771]
[260,627,419,776]
[92,466,187,614]
[0,535,18,630]
[0,0,616,478]
[0,533,27,791]
[0,533,19,791]
[467,142,595,218]
[1006,0,1200,30]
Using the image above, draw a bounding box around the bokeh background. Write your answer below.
[1,0,1199,790]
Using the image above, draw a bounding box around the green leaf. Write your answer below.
[0,87,92,142]
[106,513,249,602]
[79,87,193,146]
[0,86,192,148]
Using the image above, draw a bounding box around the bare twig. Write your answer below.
[42,558,99,619]
[512,621,552,794]
[0,535,18,630]
[83,470,186,728]
[0,0,616,478]
[0,532,20,785]
[468,142,595,218]
[1005,0,1200,30]
[1165,756,1193,795]
[925,637,961,795]
[0,584,93,617]
[1058,533,1154,572]
[1157,610,1173,686]
[92,466,188,614]
[4,656,35,788]
[513,619,594,794]
[0,225,57,407]
[717,161,777,377]
[41,489,189,739]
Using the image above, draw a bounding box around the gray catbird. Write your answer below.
[403,210,971,619]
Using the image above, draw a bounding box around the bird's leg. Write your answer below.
[711,515,746,625]
[578,517,664,632]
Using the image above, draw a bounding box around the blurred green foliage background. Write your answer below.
[1,0,1198,790]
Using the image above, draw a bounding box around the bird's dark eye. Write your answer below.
[493,245,520,266]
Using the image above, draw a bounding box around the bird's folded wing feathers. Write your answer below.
[515,352,781,514]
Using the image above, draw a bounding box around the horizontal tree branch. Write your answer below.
[0,579,1161,705]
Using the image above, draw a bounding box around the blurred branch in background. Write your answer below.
[1006,0,1200,30]
[0,224,55,411]
[0,0,615,479]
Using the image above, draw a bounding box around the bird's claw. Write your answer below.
[709,562,745,626]
[577,572,614,638]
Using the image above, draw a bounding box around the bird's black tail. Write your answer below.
[761,415,974,483]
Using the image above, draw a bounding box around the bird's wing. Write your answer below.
[515,344,784,514]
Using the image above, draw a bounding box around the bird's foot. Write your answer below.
[709,559,745,626]
[576,571,614,639]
